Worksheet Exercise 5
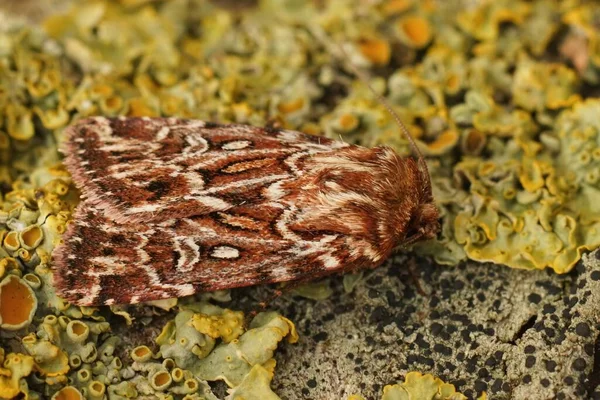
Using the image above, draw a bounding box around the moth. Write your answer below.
[53,115,439,306]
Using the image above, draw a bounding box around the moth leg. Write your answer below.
[407,258,429,297]
[244,286,286,326]
[253,277,321,314]
[257,287,285,310]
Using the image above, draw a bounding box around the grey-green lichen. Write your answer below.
[1,0,600,398]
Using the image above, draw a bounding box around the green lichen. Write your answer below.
[130,303,296,398]
[192,311,297,387]
[1,0,600,398]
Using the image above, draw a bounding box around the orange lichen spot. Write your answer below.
[90,83,114,98]
[184,379,198,391]
[50,180,69,196]
[19,225,44,250]
[382,0,413,15]
[172,368,184,382]
[446,74,461,95]
[478,162,496,176]
[398,15,432,48]
[519,160,544,192]
[3,231,19,251]
[151,371,172,390]
[161,95,185,116]
[423,130,459,155]
[66,321,90,343]
[191,309,245,343]
[0,275,37,330]
[338,114,360,132]
[0,258,19,278]
[358,37,391,65]
[88,381,106,397]
[131,345,152,362]
[52,386,84,400]
[277,98,305,114]
[100,95,124,114]
[127,97,159,117]
[17,249,32,263]
[299,122,321,136]
[182,38,203,59]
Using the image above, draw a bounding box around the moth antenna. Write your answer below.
[334,43,433,196]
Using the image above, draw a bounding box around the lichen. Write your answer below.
[0,350,35,399]
[0,275,37,330]
[349,371,487,400]
[1,0,600,398]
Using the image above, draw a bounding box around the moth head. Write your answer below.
[383,149,440,248]
[291,146,439,264]
[402,196,440,247]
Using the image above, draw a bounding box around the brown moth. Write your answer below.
[53,114,439,306]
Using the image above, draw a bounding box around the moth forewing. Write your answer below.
[54,112,439,305]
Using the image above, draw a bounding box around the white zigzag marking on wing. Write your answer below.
[189,175,290,196]
[72,283,101,305]
[175,237,201,273]
[155,126,171,141]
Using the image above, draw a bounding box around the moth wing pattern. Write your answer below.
[54,203,366,305]
[55,117,439,306]
[62,117,348,225]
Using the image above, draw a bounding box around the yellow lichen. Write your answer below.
[2,0,600,398]
[52,386,84,400]
[191,309,245,343]
[381,0,413,16]
[3,231,20,252]
[22,334,70,377]
[358,37,391,66]
[22,273,42,290]
[193,312,297,387]
[422,130,459,156]
[0,352,35,399]
[131,346,153,363]
[88,380,106,400]
[150,370,172,391]
[398,15,432,48]
[0,275,37,330]
[19,225,44,250]
[381,372,487,400]
[225,364,279,400]
[277,98,306,115]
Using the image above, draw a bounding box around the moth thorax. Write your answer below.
[290,146,432,263]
